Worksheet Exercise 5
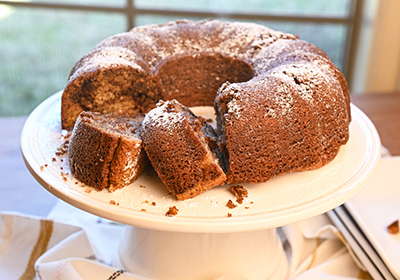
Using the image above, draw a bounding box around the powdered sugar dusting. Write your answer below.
[143,102,185,131]
[92,19,297,73]
[68,47,147,83]
[225,85,245,118]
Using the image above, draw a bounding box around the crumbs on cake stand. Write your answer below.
[110,200,119,206]
[230,185,248,204]
[40,130,72,182]
[166,206,179,217]
[53,130,89,190]
[48,131,256,218]
[226,199,237,209]
[223,185,253,217]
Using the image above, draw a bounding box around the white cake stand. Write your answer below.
[21,91,381,280]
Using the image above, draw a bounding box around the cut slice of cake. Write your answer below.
[141,100,227,200]
[68,111,146,191]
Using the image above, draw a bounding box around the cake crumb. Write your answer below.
[40,165,44,171]
[151,202,156,206]
[142,200,149,204]
[387,220,399,234]
[55,140,69,156]
[227,213,232,217]
[110,200,118,205]
[226,199,237,209]
[230,185,248,204]
[85,187,94,193]
[166,206,179,217]
[52,158,57,162]
[245,207,250,209]
[140,185,146,188]
[141,209,147,212]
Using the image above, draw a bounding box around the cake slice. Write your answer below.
[68,111,146,191]
[141,100,227,200]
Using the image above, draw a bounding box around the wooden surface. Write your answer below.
[0,92,399,218]
[351,92,400,156]
[0,116,58,217]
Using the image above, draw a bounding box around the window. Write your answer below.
[0,0,362,116]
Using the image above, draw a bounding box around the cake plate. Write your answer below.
[21,91,381,280]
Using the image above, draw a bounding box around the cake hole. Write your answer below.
[155,53,254,106]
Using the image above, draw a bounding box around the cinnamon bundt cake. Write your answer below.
[62,19,351,198]
[141,100,226,200]
[68,111,146,191]
[61,19,299,130]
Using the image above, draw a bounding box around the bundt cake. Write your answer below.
[68,111,146,191]
[62,19,351,198]
[61,19,299,130]
[141,100,226,201]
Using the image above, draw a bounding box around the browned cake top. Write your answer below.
[93,19,297,72]
[62,20,301,130]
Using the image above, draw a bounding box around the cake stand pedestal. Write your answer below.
[21,92,381,280]
[117,227,288,280]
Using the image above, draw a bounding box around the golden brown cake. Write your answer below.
[62,19,351,196]
[68,111,146,191]
[141,100,226,200]
[61,19,297,130]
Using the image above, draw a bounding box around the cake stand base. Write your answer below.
[117,226,289,280]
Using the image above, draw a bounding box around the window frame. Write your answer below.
[0,0,363,89]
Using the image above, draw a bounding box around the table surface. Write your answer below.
[1,92,399,217]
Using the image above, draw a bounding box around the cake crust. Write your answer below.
[68,111,146,191]
[141,100,226,200]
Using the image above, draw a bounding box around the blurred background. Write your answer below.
[0,0,399,116]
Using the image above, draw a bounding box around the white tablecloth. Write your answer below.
[0,199,372,280]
